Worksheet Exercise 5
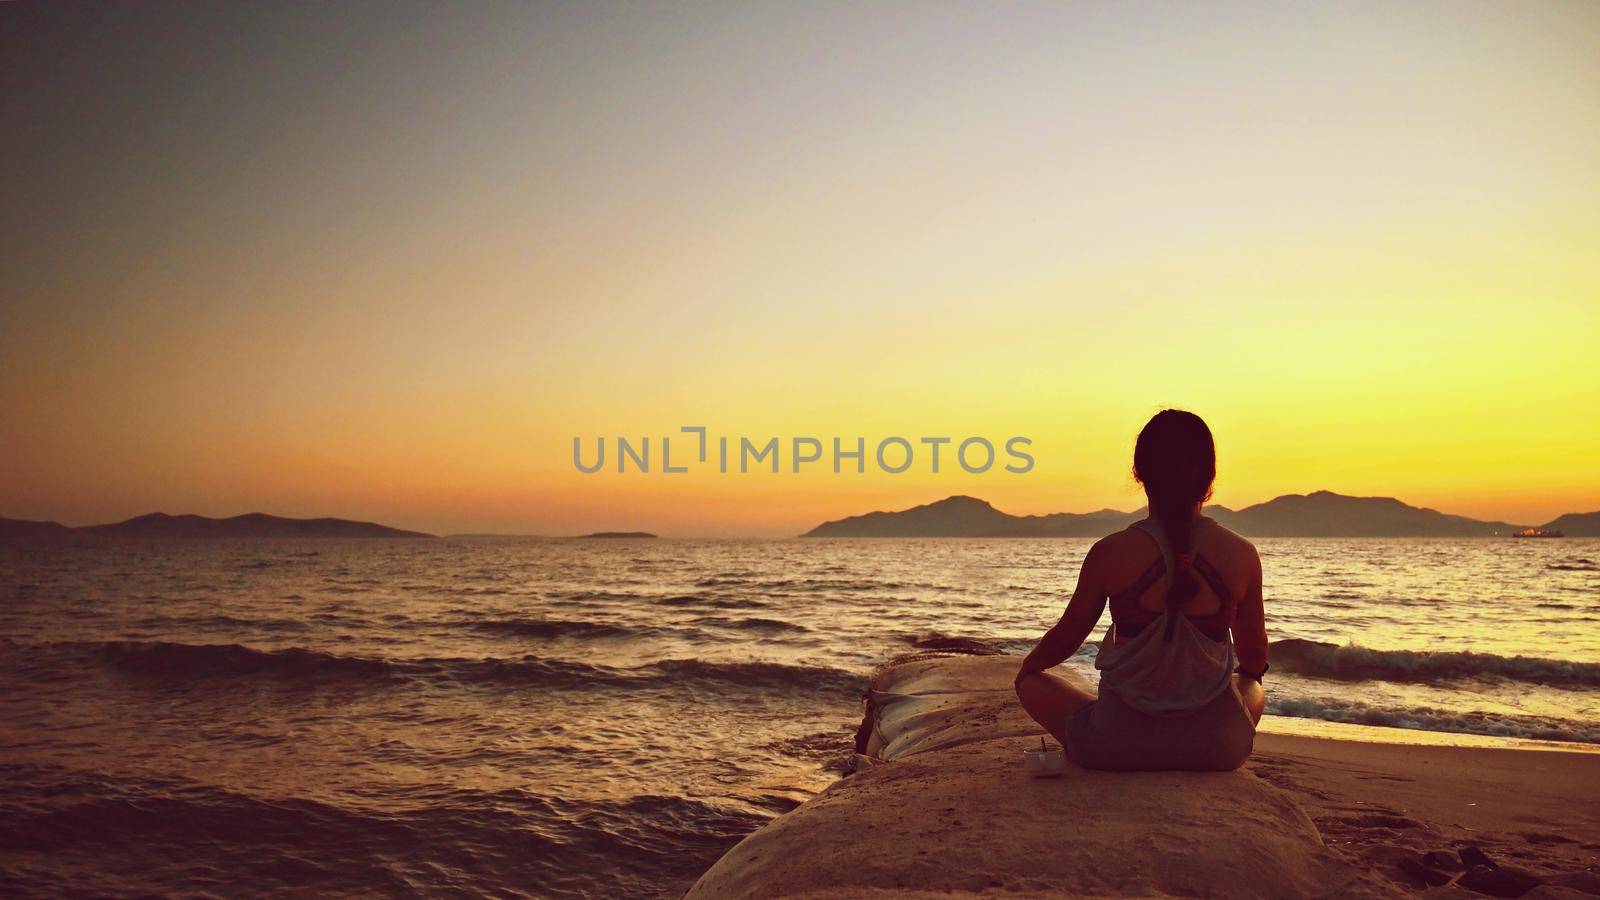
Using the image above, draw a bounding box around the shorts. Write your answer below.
[1066,682,1255,772]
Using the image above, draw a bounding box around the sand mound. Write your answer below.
[689,654,1398,898]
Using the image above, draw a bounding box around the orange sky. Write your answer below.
[2,2,1597,536]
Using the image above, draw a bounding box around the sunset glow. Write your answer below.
[4,2,1598,535]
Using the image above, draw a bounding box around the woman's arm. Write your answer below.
[1233,547,1269,681]
[1016,539,1110,682]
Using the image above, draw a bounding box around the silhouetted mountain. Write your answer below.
[804,492,1537,538]
[1540,511,1600,536]
[0,512,433,541]
[803,496,1023,537]
[977,507,1155,537]
[0,517,74,542]
[575,531,657,539]
[803,495,1156,537]
[1214,491,1522,537]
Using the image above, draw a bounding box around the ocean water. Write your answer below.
[1,537,1597,897]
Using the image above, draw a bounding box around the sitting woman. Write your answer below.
[1015,409,1268,771]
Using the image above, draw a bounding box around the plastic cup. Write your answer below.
[1024,745,1066,777]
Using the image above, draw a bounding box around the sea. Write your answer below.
[2,537,1597,897]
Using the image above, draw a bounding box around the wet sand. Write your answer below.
[689,653,1600,898]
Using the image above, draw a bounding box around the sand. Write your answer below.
[687,653,1600,899]
[1250,732,1600,896]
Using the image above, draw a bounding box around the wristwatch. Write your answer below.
[1236,663,1269,684]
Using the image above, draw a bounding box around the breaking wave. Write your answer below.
[1267,697,1600,744]
[7,640,863,696]
[0,763,763,897]
[1269,638,1600,687]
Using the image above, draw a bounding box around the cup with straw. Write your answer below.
[1024,734,1066,777]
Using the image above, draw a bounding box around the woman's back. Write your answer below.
[1095,516,1269,686]
[1097,519,1255,624]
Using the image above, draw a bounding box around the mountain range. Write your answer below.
[3,494,1596,541]
[802,492,1600,538]
[0,512,434,542]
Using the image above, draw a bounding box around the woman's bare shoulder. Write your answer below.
[1204,521,1260,568]
[1094,525,1150,554]
[1086,526,1159,573]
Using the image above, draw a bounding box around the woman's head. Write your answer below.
[1132,409,1215,516]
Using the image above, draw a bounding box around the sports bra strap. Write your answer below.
[1129,519,1174,581]
[1110,558,1166,607]
[1130,516,1213,579]
[1192,555,1235,612]
[1127,516,1233,605]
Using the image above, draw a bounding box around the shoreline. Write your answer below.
[689,652,1600,898]
[1255,714,1600,754]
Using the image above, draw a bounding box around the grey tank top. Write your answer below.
[1092,516,1237,717]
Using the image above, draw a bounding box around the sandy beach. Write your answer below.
[1250,730,1600,896]
[689,652,1600,898]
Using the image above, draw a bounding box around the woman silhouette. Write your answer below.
[1014,409,1268,771]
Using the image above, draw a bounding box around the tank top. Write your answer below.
[1092,516,1237,717]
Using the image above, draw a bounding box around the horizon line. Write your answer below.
[7,488,1597,539]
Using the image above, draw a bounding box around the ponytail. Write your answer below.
[1151,495,1200,615]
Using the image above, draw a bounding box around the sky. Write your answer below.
[2,1,1597,536]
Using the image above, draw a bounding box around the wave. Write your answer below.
[0,763,764,897]
[5,639,862,696]
[463,617,659,640]
[798,577,911,591]
[695,577,786,588]
[690,616,811,634]
[648,658,861,694]
[541,589,647,603]
[1267,697,1600,744]
[1548,558,1598,572]
[652,593,770,609]
[692,576,915,592]
[81,640,400,683]
[465,615,805,641]
[1269,638,1600,687]
[130,613,312,633]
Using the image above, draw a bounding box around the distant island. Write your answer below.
[0,512,434,542]
[445,531,658,539]
[1537,512,1600,536]
[802,492,1600,538]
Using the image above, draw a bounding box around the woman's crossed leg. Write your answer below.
[1014,669,1096,746]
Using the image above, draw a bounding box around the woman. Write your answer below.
[1014,409,1268,771]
